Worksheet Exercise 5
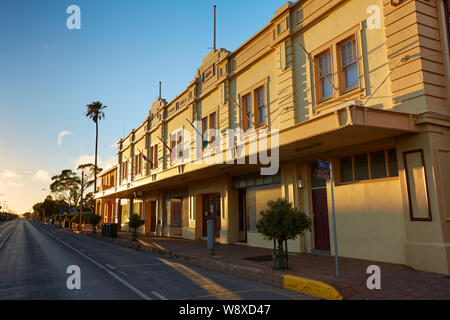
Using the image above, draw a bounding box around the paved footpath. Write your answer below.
[86,228,450,300]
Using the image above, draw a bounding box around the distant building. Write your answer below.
[96,0,450,275]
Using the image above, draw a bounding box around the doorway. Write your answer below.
[311,162,331,251]
[171,198,183,236]
[202,194,221,238]
[238,189,247,243]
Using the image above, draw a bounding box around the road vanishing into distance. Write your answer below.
[0,219,309,300]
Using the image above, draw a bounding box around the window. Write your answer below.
[312,28,363,106]
[255,86,266,125]
[339,148,398,183]
[209,112,217,144]
[209,112,216,129]
[201,113,217,150]
[170,131,184,161]
[243,93,253,130]
[202,117,208,149]
[370,150,387,179]
[135,154,142,175]
[354,153,369,181]
[286,16,290,29]
[340,37,359,91]
[277,23,281,35]
[150,145,158,169]
[340,156,353,183]
[388,148,399,177]
[121,161,128,181]
[317,51,333,101]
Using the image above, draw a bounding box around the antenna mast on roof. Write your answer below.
[214,5,216,51]
[159,81,162,100]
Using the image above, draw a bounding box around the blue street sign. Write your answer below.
[318,160,331,171]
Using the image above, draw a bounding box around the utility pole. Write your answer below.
[79,171,84,232]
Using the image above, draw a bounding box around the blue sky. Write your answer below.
[0,0,288,213]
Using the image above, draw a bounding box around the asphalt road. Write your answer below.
[0,219,310,300]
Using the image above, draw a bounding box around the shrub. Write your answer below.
[256,198,312,269]
[86,214,102,233]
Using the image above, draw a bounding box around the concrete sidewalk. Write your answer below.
[80,226,449,300]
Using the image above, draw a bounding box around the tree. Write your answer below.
[128,214,145,241]
[50,170,81,207]
[85,101,107,213]
[50,165,101,209]
[32,196,59,221]
[82,192,95,214]
[256,198,312,270]
[87,214,102,233]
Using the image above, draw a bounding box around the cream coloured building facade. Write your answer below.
[95,0,450,275]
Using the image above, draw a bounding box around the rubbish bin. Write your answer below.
[109,223,118,238]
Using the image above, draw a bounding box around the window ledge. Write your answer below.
[315,88,364,113]
[335,176,399,187]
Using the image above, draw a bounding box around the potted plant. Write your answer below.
[256,198,312,270]
[87,214,102,233]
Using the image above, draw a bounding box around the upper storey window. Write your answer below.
[240,80,268,131]
[340,37,359,91]
[243,93,253,130]
[311,26,364,109]
[255,86,266,125]
[317,51,333,101]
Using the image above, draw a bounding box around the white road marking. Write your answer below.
[110,263,165,268]
[38,225,152,300]
[0,230,12,250]
[152,291,168,300]
[117,270,129,276]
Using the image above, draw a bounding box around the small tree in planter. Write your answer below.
[87,214,102,233]
[128,214,145,241]
[256,198,312,270]
[72,215,85,231]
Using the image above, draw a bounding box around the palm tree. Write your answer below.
[85,101,107,214]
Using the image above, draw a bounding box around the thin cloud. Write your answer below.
[33,170,51,182]
[57,131,72,147]
[0,170,20,179]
